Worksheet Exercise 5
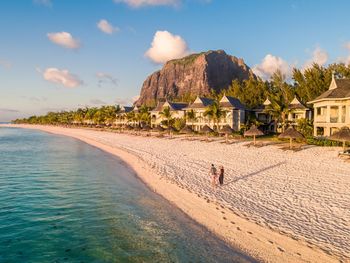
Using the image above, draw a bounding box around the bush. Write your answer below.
[306,137,347,147]
[173,118,186,131]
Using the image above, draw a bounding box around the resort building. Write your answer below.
[251,98,275,133]
[184,95,246,131]
[185,96,215,131]
[218,95,246,131]
[115,106,134,126]
[308,75,350,136]
[150,100,188,127]
[287,96,312,126]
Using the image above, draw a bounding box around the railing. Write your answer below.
[314,116,327,123]
[330,117,338,123]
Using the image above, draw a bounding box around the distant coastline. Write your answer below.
[3,124,347,263]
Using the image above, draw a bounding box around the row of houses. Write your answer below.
[116,74,350,136]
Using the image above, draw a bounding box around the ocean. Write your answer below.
[0,127,254,263]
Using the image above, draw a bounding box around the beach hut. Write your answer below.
[167,126,177,138]
[244,125,264,145]
[153,125,165,137]
[278,126,304,149]
[219,125,234,143]
[329,126,350,152]
[142,124,152,136]
[180,125,194,134]
[200,125,214,141]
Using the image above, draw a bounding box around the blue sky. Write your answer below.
[1,0,350,121]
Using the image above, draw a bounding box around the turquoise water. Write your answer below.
[0,127,255,263]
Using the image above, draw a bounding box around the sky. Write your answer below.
[1,0,350,121]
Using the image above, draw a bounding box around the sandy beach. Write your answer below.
[4,124,349,263]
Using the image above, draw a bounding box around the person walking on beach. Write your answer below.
[218,166,224,186]
[209,164,218,189]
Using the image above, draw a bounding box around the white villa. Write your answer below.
[287,96,312,125]
[251,98,275,133]
[218,95,246,131]
[185,96,215,131]
[308,75,350,136]
[150,100,188,127]
[184,95,246,131]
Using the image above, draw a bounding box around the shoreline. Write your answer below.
[2,124,347,263]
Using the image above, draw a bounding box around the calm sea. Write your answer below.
[0,127,255,263]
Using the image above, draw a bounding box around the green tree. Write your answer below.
[159,106,172,127]
[203,101,226,131]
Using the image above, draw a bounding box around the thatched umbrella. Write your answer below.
[153,125,165,136]
[278,126,304,149]
[329,126,350,151]
[167,126,177,138]
[244,125,264,145]
[154,125,165,132]
[180,125,194,134]
[142,124,152,131]
[200,125,214,141]
[219,125,234,143]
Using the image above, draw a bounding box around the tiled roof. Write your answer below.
[186,97,214,109]
[152,101,188,112]
[311,79,350,102]
[220,96,246,109]
[120,106,133,113]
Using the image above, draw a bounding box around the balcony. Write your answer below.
[330,117,339,123]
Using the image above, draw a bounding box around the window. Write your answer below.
[316,127,324,136]
[316,107,321,115]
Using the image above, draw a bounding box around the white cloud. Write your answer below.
[96,72,118,87]
[47,32,80,49]
[97,19,119,35]
[42,68,83,88]
[252,54,290,79]
[145,30,190,64]
[302,47,328,70]
[114,0,179,8]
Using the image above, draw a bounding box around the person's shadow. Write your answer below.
[224,161,286,186]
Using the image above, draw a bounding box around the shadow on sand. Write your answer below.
[224,161,286,186]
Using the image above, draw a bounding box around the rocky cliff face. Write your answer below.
[136,50,254,106]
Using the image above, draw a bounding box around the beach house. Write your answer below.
[251,98,275,133]
[308,74,350,136]
[287,96,312,126]
[115,106,133,126]
[150,100,188,127]
[184,96,215,131]
[218,95,246,131]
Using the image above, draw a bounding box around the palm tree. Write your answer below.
[126,111,136,126]
[264,93,289,132]
[159,106,172,128]
[136,105,150,127]
[203,101,226,131]
[185,109,197,129]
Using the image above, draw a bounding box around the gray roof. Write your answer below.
[311,79,350,102]
[186,97,214,109]
[152,101,188,112]
[120,106,133,113]
[220,96,246,109]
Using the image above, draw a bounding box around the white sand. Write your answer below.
[4,125,350,263]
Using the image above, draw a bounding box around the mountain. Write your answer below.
[135,50,254,106]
